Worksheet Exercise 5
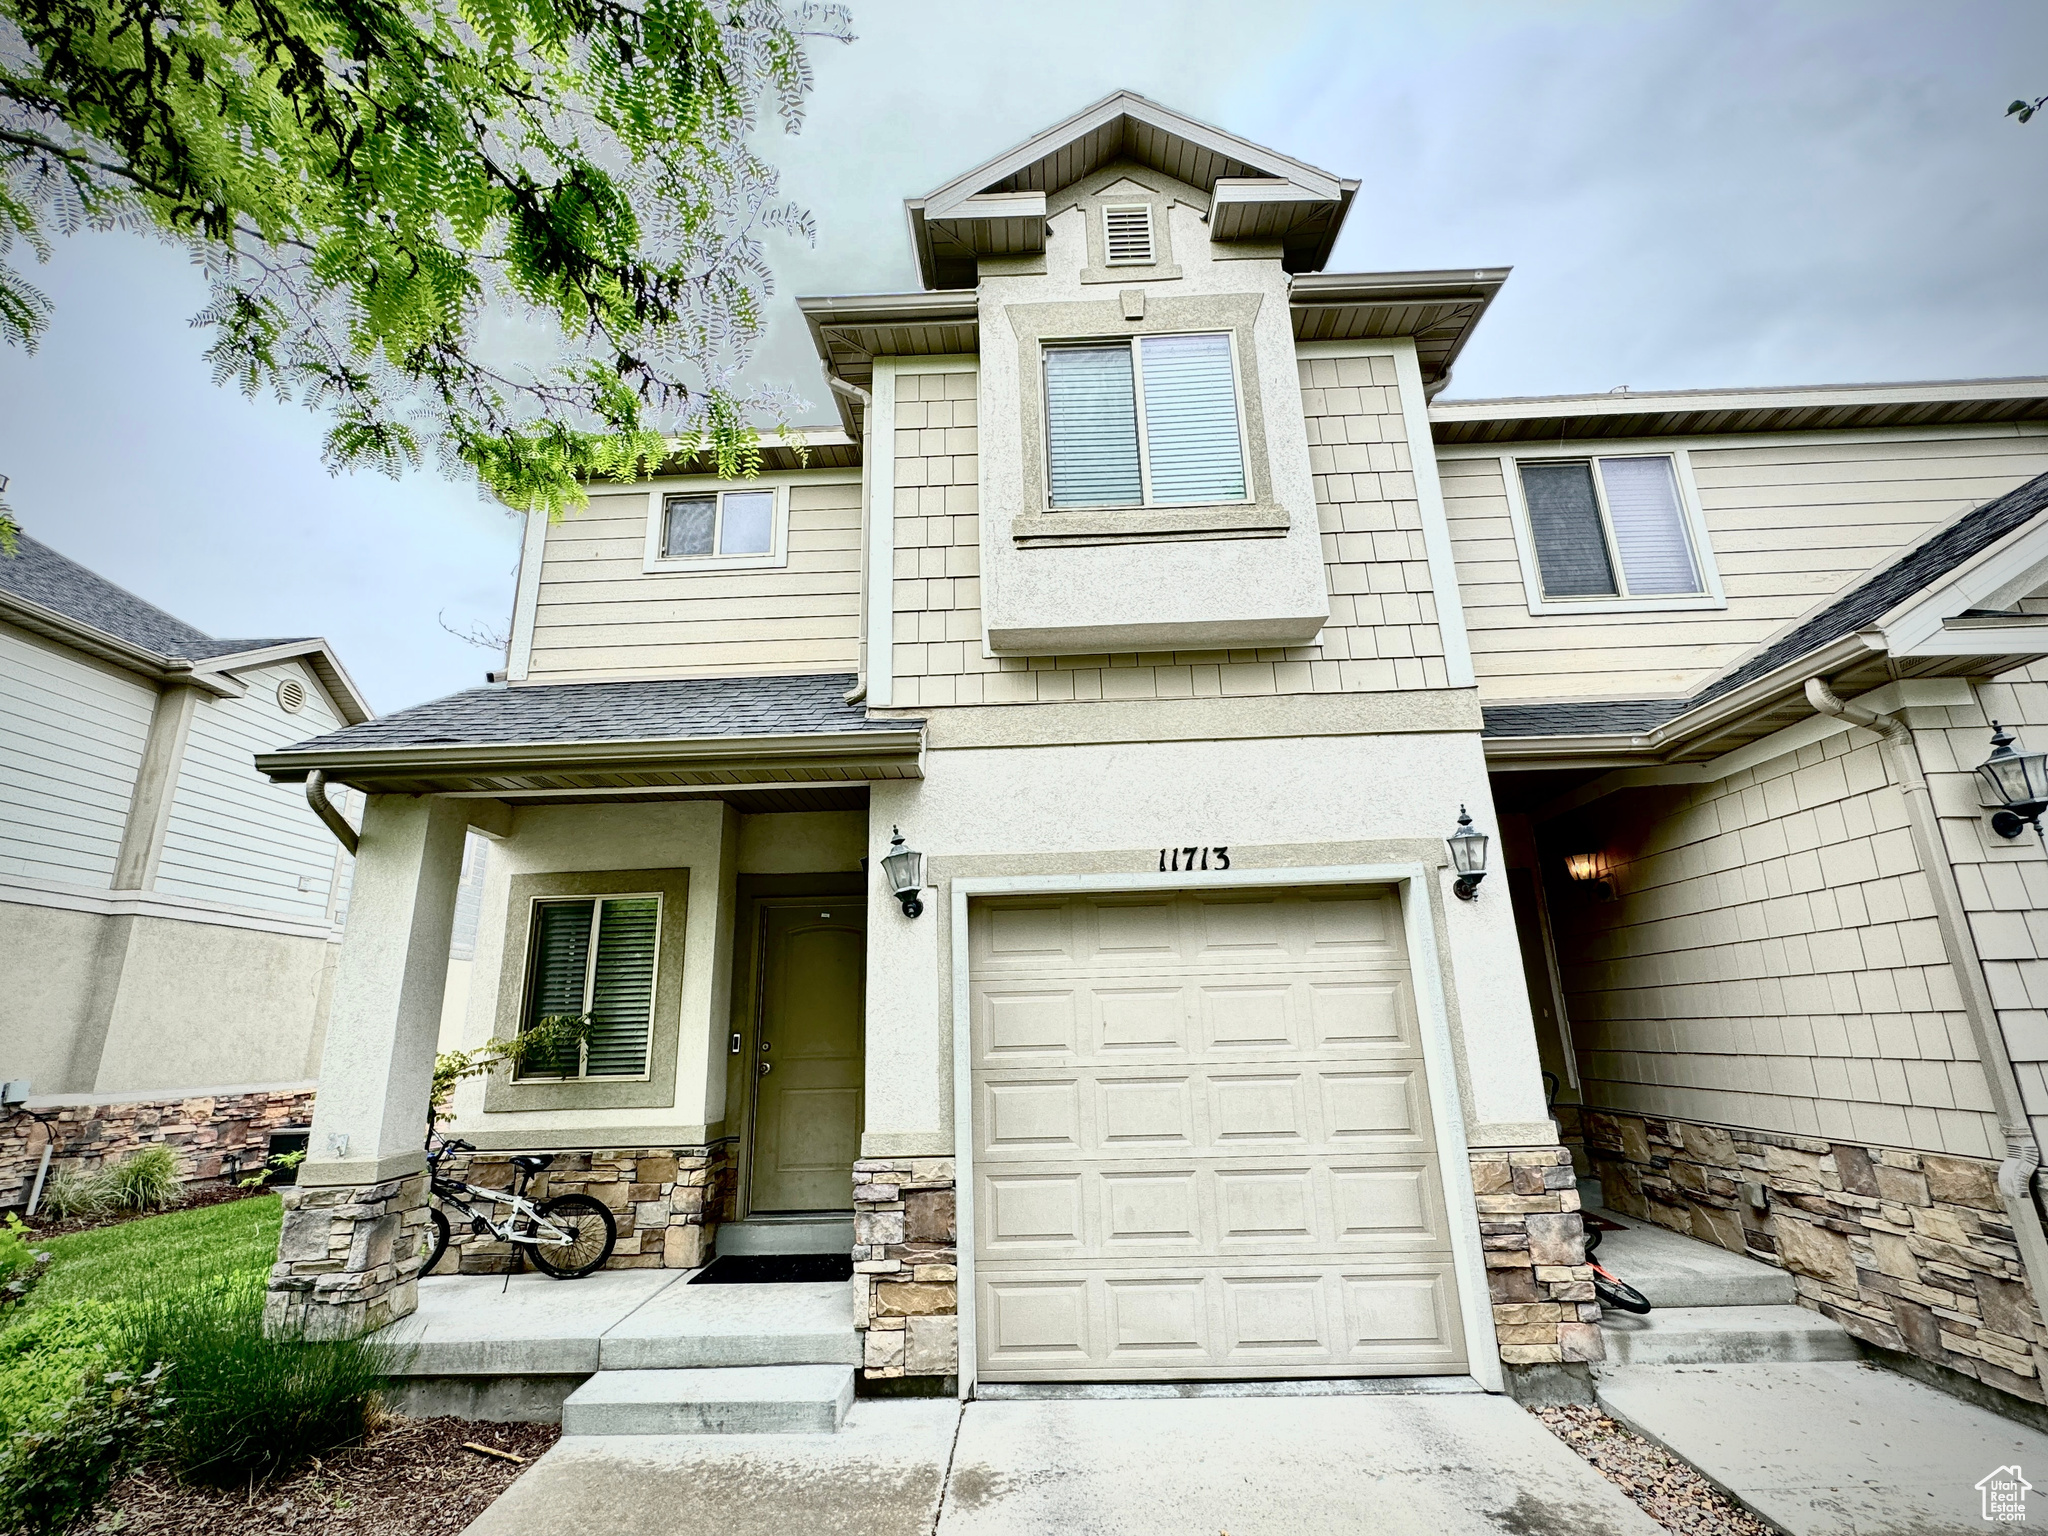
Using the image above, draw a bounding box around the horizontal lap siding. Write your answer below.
[888,355,1452,709]
[528,481,863,680]
[1443,433,2048,703]
[0,624,153,887]
[154,662,347,920]
[1553,728,1999,1160]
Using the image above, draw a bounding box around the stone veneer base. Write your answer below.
[853,1157,957,1381]
[1584,1108,2045,1407]
[266,1171,430,1339]
[1469,1145,1605,1368]
[3,1086,316,1209]
[423,1144,734,1274]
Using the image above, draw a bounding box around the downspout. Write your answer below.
[831,376,873,707]
[305,769,360,856]
[1804,676,2048,1311]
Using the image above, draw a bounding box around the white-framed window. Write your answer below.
[1102,204,1156,265]
[1043,332,1249,510]
[1500,448,1725,614]
[640,484,787,573]
[517,894,661,1080]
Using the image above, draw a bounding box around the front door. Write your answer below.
[749,902,866,1212]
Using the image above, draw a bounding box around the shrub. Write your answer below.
[35,1166,106,1220]
[0,1216,52,1316]
[103,1147,179,1213]
[0,1300,122,1435]
[0,1364,170,1535]
[118,1275,386,1485]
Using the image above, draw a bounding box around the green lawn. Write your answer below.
[0,1196,281,1431]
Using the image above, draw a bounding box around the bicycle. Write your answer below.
[419,1132,617,1280]
[1584,1223,1652,1314]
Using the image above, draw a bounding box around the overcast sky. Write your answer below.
[3,0,2044,714]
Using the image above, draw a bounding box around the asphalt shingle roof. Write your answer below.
[1484,468,2048,740]
[271,673,909,756]
[0,531,300,662]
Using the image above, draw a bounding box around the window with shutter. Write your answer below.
[1043,333,1248,510]
[520,895,660,1079]
[1103,204,1155,265]
[1516,454,1705,602]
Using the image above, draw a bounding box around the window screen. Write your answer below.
[1043,333,1246,510]
[1046,344,1142,507]
[1520,461,1617,598]
[522,896,659,1079]
[663,496,715,558]
[1518,454,1704,600]
[1139,333,1245,503]
[719,491,774,555]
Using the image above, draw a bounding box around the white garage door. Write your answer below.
[969,887,1466,1382]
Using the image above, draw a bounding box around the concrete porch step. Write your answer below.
[1587,1209,1796,1308]
[597,1279,859,1370]
[561,1366,855,1435]
[1598,1304,1860,1367]
[716,1214,855,1256]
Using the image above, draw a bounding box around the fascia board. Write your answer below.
[254,727,926,781]
[924,189,1048,224]
[1432,375,2048,427]
[1879,513,2048,654]
[198,639,374,724]
[0,590,173,678]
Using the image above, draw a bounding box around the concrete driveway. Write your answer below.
[464,1391,1663,1536]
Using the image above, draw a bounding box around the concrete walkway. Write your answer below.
[465,1392,1665,1536]
[1598,1359,2048,1535]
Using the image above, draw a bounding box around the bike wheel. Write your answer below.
[529,1193,616,1279]
[419,1205,451,1277]
[1592,1268,1652,1314]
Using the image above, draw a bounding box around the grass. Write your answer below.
[0,1196,281,1433]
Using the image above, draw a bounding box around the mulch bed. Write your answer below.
[21,1185,268,1240]
[1534,1404,1777,1536]
[72,1417,558,1536]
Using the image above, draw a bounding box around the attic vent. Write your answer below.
[278,678,306,714]
[1103,205,1155,265]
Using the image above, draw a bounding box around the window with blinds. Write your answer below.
[1517,454,1702,601]
[1103,205,1156,265]
[520,896,660,1079]
[1043,333,1247,510]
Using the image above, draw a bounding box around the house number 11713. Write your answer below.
[1160,846,1229,872]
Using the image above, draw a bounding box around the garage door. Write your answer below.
[969,887,1466,1381]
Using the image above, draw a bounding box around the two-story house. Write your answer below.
[258,93,2048,1418]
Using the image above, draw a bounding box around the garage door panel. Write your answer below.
[971,888,1463,1382]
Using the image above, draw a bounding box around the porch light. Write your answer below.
[1976,722,2048,840]
[1563,851,1614,901]
[882,827,926,918]
[1447,806,1489,902]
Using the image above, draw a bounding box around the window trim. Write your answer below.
[1039,329,1254,514]
[513,891,663,1084]
[1498,444,1727,615]
[642,482,789,574]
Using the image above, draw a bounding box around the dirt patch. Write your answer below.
[1533,1404,1776,1536]
[21,1185,267,1239]
[72,1416,558,1536]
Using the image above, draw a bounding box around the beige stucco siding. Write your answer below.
[887,353,1453,708]
[1552,724,1999,1160]
[1444,431,2048,702]
[528,479,863,681]
[0,621,153,888]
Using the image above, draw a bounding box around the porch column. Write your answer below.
[266,793,469,1338]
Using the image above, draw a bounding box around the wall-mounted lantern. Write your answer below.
[1976,723,2048,841]
[1447,806,1490,902]
[1563,851,1615,901]
[881,827,927,917]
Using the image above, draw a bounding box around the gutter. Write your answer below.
[256,727,927,783]
[1804,676,2048,1324]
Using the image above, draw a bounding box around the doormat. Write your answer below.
[688,1253,855,1284]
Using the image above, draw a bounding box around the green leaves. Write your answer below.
[1,0,853,511]
[2009,96,2046,124]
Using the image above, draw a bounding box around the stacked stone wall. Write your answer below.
[268,1171,430,1339]
[422,1144,734,1274]
[1585,1107,2044,1404]
[1469,1145,1604,1368]
[2,1087,316,1208]
[852,1156,957,1381]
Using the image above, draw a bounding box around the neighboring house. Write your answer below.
[0,527,373,1203]
[257,93,2048,1417]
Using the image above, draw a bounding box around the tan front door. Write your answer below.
[749,902,866,1212]
[969,887,1466,1382]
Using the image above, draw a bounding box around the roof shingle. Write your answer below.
[0,532,299,661]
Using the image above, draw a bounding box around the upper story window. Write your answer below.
[519,895,660,1080]
[1044,333,1247,509]
[662,488,775,559]
[1102,204,1156,265]
[1512,452,1721,609]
